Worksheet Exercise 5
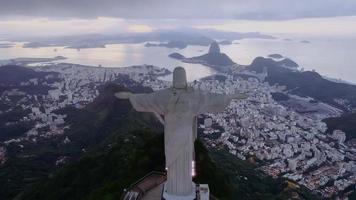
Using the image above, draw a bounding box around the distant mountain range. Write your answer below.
[145,40,188,49]
[8,29,275,49]
[0,43,14,48]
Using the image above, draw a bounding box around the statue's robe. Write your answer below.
[129,87,231,196]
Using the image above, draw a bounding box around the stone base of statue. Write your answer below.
[162,182,196,200]
[120,171,211,200]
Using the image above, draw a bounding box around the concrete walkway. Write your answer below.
[142,183,164,200]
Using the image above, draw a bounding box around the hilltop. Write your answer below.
[169,41,235,71]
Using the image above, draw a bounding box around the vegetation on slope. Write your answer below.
[0,83,161,200]
[0,65,60,94]
[195,139,319,200]
[17,130,165,200]
[247,57,356,110]
[16,134,319,200]
[323,112,356,140]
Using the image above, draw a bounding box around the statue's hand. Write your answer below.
[115,92,131,99]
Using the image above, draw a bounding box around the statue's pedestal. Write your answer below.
[197,184,210,200]
[162,182,196,200]
[122,172,211,200]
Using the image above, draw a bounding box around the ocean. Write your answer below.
[0,37,355,83]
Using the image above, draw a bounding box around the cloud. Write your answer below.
[0,17,128,37]
[193,16,356,37]
[127,24,154,33]
[0,0,356,20]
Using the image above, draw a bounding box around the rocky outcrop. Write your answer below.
[208,41,221,54]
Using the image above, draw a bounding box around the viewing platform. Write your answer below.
[121,171,214,200]
[121,171,166,200]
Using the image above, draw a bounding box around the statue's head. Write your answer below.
[173,66,187,89]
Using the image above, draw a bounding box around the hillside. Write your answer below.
[247,57,356,110]
[208,149,320,200]
[0,65,59,85]
[191,52,235,67]
[0,83,162,200]
[0,65,61,94]
[16,130,166,200]
[0,65,62,142]
[323,112,356,140]
[16,133,319,200]
[58,83,162,150]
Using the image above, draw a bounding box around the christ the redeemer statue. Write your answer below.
[115,67,247,199]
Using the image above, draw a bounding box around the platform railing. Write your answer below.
[121,171,167,200]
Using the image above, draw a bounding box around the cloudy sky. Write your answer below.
[0,0,356,38]
[1,0,356,20]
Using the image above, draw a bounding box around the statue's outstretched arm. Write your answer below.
[114,91,166,114]
[115,92,164,124]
